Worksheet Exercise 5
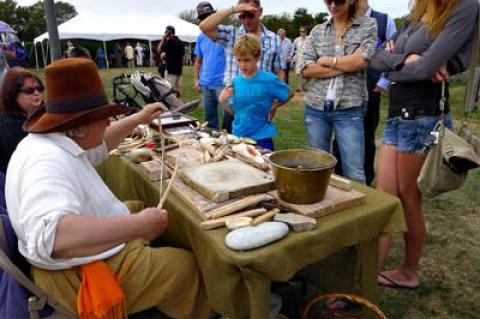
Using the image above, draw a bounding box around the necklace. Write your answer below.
[334,20,352,44]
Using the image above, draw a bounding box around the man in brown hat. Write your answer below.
[5,58,215,319]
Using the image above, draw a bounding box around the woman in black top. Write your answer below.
[0,67,44,173]
[371,0,479,289]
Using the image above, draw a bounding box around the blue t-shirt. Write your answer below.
[230,70,289,140]
[194,33,226,87]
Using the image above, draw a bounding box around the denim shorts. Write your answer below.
[382,115,453,153]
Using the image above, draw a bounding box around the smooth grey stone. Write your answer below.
[274,213,317,232]
[225,222,289,251]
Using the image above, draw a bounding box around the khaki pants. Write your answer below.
[32,240,215,319]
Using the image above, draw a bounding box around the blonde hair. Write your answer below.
[233,34,261,58]
[408,0,458,37]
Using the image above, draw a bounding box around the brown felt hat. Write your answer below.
[24,58,130,133]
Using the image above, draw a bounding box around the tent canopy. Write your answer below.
[33,11,200,43]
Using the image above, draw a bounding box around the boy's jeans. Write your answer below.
[203,85,232,130]
[304,103,366,184]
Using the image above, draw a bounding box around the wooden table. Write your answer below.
[98,155,406,319]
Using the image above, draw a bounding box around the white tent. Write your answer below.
[33,11,200,68]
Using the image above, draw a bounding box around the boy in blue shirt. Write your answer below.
[219,34,293,150]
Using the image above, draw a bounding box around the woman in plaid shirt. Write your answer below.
[301,0,377,184]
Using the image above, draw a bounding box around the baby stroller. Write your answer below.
[112,71,199,113]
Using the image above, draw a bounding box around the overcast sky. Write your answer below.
[15,0,410,19]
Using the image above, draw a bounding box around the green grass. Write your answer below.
[31,66,480,319]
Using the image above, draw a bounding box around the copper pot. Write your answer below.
[269,149,337,204]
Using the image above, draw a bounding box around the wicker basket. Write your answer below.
[301,293,387,319]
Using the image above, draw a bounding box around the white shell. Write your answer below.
[225,222,289,251]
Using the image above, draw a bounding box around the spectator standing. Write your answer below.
[334,0,396,186]
[135,42,144,67]
[113,42,123,68]
[199,0,285,132]
[199,0,285,85]
[372,0,479,289]
[194,1,228,130]
[64,41,74,58]
[219,34,293,150]
[96,47,106,69]
[125,42,135,68]
[293,27,308,91]
[157,26,185,95]
[301,0,377,184]
[277,28,294,84]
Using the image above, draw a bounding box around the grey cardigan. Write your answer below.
[371,0,479,82]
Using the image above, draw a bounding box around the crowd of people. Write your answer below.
[0,0,479,317]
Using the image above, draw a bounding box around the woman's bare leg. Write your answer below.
[376,145,399,270]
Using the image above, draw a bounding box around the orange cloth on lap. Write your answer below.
[77,261,127,319]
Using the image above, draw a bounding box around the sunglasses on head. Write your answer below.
[18,86,44,95]
[325,0,346,5]
[239,11,255,19]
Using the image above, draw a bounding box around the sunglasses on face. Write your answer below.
[18,86,44,95]
[325,0,346,6]
[300,30,306,33]
[239,11,255,19]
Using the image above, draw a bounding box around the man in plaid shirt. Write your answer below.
[199,0,285,86]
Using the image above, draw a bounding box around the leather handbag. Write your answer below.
[417,82,480,198]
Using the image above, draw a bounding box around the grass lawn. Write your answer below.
[32,66,480,319]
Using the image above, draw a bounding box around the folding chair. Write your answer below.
[0,216,76,319]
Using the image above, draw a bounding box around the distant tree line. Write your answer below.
[0,0,77,42]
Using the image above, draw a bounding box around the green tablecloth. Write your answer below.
[98,155,406,319]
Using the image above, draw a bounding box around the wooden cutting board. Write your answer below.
[270,186,366,218]
[170,176,239,220]
[179,159,275,203]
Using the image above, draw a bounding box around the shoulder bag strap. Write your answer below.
[464,6,480,112]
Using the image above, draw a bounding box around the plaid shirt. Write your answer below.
[301,16,377,109]
[216,24,285,85]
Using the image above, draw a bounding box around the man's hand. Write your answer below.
[233,2,260,14]
[136,208,169,241]
[194,79,201,92]
[134,102,168,125]
[316,56,332,67]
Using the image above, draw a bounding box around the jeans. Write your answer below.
[383,115,453,153]
[202,86,224,130]
[305,103,366,183]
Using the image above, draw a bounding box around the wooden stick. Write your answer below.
[201,208,267,230]
[158,140,182,209]
[205,194,273,219]
[329,174,352,191]
[251,208,279,226]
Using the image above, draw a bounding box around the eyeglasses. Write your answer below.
[18,86,44,95]
[239,11,255,19]
[300,30,306,33]
[325,0,346,6]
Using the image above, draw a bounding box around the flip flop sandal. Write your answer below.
[378,272,419,290]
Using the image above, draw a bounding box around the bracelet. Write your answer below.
[332,56,338,69]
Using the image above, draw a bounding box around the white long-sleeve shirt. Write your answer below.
[6,133,128,270]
